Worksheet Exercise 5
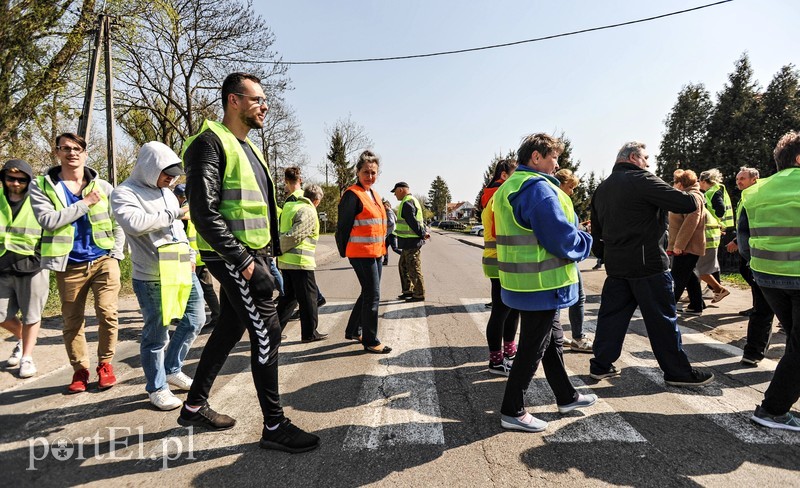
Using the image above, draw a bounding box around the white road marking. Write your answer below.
[461,299,647,443]
[342,300,445,450]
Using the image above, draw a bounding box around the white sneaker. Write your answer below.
[711,288,730,304]
[18,357,36,378]
[7,341,22,367]
[571,337,594,353]
[166,371,193,390]
[149,389,182,411]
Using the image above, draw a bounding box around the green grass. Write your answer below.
[43,254,134,317]
[721,272,748,289]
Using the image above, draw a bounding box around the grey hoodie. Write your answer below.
[111,141,194,281]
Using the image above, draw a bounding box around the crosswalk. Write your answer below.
[279,296,796,450]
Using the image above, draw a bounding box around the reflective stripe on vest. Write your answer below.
[345,185,387,258]
[494,171,578,292]
[742,168,800,276]
[182,120,273,251]
[705,184,734,229]
[186,220,204,266]
[277,196,319,269]
[37,176,115,257]
[0,190,42,257]
[158,243,194,326]
[393,195,424,238]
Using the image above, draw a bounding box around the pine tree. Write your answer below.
[327,128,352,196]
[428,176,451,220]
[657,83,713,180]
[760,64,800,174]
[701,53,763,190]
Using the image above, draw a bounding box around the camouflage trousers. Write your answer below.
[399,248,425,299]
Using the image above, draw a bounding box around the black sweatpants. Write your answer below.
[277,268,320,340]
[187,255,284,425]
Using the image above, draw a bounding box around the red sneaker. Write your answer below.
[68,369,90,393]
[97,362,117,390]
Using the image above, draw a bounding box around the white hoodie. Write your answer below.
[110,141,194,281]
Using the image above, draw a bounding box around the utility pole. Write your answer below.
[76,13,118,185]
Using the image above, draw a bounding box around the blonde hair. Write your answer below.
[555,168,580,189]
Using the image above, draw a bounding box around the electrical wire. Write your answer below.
[270,0,733,65]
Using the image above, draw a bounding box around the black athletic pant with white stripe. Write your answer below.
[187,255,284,425]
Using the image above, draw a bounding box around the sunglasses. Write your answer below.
[4,175,30,184]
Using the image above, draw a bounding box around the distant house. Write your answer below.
[447,201,475,221]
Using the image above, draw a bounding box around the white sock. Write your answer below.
[184,404,201,413]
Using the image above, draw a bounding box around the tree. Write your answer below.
[760,65,800,174]
[701,53,763,189]
[112,0,289,151]
[428,176,451,220]
[315,183,340,231]
[474,149,516,210]
[321,115,372,186]
[326,128,350,196]
[0,1,96,155]
[413,193,434,221]
[656,83,713,179]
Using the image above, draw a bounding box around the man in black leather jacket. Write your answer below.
[178,72,320,454]
[588,141,714,387]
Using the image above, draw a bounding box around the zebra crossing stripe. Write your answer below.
[461,299,647,443]
[342,300,445,450]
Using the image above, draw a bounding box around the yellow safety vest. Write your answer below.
[37,176,115,257]
[277,195,318,270]
[157,242,193,326]
[494,171,578,292]
[741,168,800,277]
[481,193,499,278]
[393,195,424,239]
[182,120,274,251]
[0,191,42,257]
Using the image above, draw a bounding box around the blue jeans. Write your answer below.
[133,274,204,393]
[345,257,383,347]
[567,270,586,339]
[590,272,693,380]
[268,258,285,296]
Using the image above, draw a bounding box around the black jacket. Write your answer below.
[184,129,281,272]
[590,163,697,278]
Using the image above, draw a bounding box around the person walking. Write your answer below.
[739,131,800,431]
[391,182,428,302]
[30,132,125,393]
[111,142,205,410]
[180,72,319,453]
[668,169,707,316]
[589,141,714,387]
[495,133,596,433]
[336,150,391,354]
[276,184,327,342]
[554,168,592,353]
[382,199,398,266]
[697,169,731,303]
[479,158,519,375]
[0,159,49,378]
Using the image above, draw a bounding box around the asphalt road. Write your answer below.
[1,231,798,487]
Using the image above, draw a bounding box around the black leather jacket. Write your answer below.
[183,129,281,273]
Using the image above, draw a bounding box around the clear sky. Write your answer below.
[256,0,797,203]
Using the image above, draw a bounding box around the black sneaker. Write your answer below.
[664,369,714,387]
[260,418,320,453]
[177,403,236,430]
[589,365,620,381]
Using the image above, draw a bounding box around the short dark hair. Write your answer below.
[517,133,564,166]
[221,72,262,111]
[773,131,800,171]
[284,166,302,183]
[356,150,380,171]
[492,159,517,182]
[55,132,87,150]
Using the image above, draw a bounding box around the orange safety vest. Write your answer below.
[345,185,388,258]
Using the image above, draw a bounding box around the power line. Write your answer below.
[271,0,733,66]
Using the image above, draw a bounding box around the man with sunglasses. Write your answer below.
[180,72,320,453]
[0,159,49,378]
[29,133,125,393]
